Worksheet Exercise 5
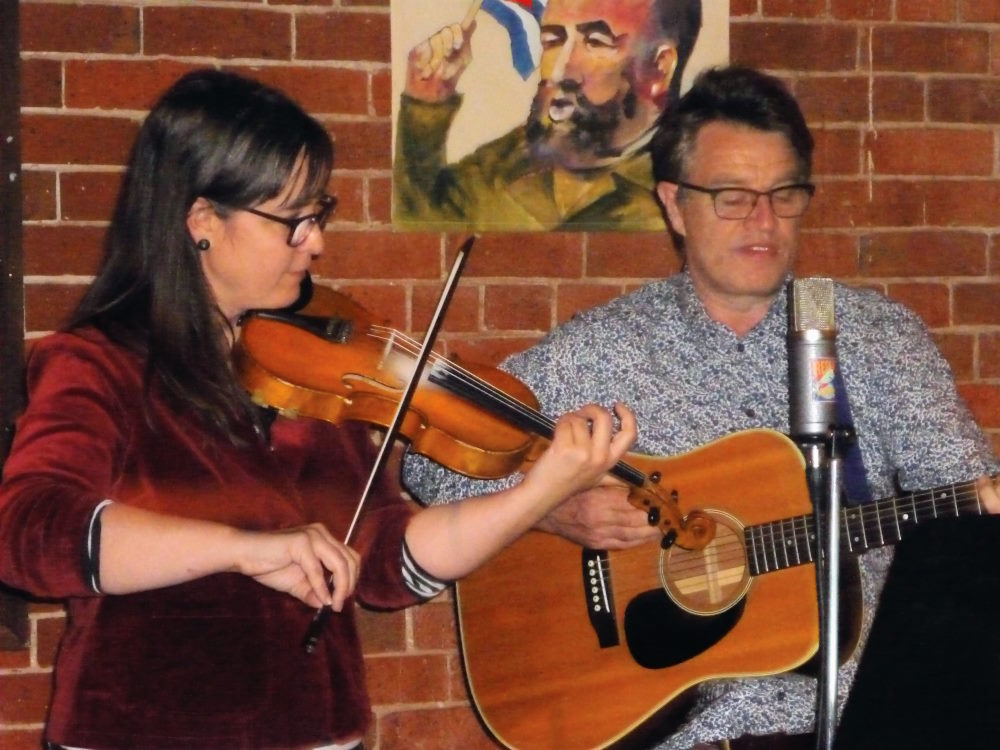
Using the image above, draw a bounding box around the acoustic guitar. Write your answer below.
[454,429,986,750]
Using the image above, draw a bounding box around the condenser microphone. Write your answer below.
[788,277,840,445]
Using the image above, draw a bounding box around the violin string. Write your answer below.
[367,324,558,434]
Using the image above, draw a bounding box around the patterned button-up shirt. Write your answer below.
[402,271,997,747]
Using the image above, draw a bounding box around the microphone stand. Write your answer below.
[804,425,853,750]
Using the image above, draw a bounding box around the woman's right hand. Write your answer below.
[235,523,360,611]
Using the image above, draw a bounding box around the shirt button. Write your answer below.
[736,343,746,353]
[745,407,756,418]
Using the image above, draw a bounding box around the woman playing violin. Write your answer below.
[0,69,636,750]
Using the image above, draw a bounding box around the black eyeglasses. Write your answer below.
[239,194,337,247]
[677,181,815,220]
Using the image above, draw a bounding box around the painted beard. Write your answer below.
[525,79,639,170]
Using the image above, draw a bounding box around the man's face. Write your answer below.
[527,0,677,170]
[657,122,805,317]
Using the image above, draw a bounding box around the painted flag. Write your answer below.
[481,0,547,79]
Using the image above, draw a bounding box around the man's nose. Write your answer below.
[745,193,778,228]
[550,34,581,83]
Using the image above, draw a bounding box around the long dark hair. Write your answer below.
[70,69,334,442]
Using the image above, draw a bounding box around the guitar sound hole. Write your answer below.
[660,510,750,616]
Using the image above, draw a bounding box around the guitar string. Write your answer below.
[362,326,985,581]
[663,487,983,580]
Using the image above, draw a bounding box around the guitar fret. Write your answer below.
[890,496,902,543]
[951,485,960,516]
[873,500,886,547]
[767,522,780,572]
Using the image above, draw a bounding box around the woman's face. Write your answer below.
[190,163,326,325]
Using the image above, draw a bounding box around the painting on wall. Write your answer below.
[391,0,729,232]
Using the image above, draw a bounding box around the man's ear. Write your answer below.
[649,44,678,100]
[656,181,686,238]
[186,197,218,245]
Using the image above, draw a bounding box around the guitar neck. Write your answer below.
[745,479,983,577]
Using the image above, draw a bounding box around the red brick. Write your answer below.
[872,75,927,122]
[65,59,196,110]
[933,333,975,381]
[378,706,499,750]
[731,0,758,15]
[587,232,679,279]
[412,284,479,334]
[886,282,950,328]
[804,179,878,231]
[761,0,826,18]
[23,226,106,277]
[979,333,1000,379]
[373,69,392,118]
[230,65,370,117]
[364,653,451,704]
[929,78,1000,123]
[959,383,1000,428]
[25,284,89,333]
[309,282,405,330]
[795,76,870,123]
[410,598,458,651]
[0,728,47,750]
[60,171,123,222]
[22,170,57,222]
[20,3,139,54]
[795,232,860,278]
[20,58,62,108]
[462,233,584,279]
[961,2,1000,22]
[369,176,392,225]
[0,671,52,724]
[484,284,553,332]
[296,11,390,63]
[925,179,1000,227]
[329,119,392,171]
[445,336,543,368]
[144,6,291,60]
[355,606,407,655]
[36,616,65,670]
[872,27,989,73]
[21,113,140,167]
[812,128,863,177]
[897,0,957,22]
[312,231,440,280]
[556,283,624,326]
[865,128,995,176]
[831,0,893,20]
[859,231,987,277]
[731,22,858,72]
[0,648,30,670]
[954,282,1000,325]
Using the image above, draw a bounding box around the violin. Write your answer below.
[234,285,714,551]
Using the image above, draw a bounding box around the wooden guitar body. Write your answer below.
[455,430,820,750]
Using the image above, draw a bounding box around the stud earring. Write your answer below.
[196,239,210,251]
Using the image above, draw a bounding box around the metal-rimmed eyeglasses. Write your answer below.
[677,181,815,220]
[238,194,337,247]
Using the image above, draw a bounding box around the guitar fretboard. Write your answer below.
[745,480,983,577]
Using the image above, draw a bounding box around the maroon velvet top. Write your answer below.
[0,328,421,749]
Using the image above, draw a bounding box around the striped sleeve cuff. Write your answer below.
[401,537,449,600]
[84,499,114,593]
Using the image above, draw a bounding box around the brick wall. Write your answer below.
[2,1,1000,748]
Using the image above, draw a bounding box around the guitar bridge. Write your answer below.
[582,548,619,648]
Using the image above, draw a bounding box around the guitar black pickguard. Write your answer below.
[624,589,745,669]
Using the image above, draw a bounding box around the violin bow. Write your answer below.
[303,235,476,653]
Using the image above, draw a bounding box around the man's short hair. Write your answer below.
[650,65,814,184]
